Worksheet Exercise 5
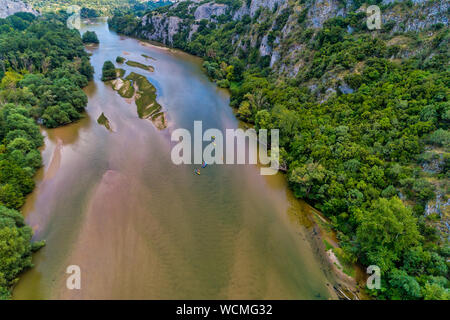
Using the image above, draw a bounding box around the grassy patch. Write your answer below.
[333,247,356,278]
[116,68,126,78]
[118,79,134,98]
[126,60,154,72]
[142,54,156,60]
[151,111,164,120]
[323,239,333,251]
[97,112,111,130]
[151,112,167,130]
[125,72,161,119]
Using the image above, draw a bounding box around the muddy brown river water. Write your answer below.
[12,19,337,299]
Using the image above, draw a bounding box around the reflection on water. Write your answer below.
[13,19,337,299]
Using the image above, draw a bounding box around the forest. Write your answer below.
[23,0,173,17]
[109,4,449,299]
[0,12,93,299]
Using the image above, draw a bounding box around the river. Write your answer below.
[12,19,337,299]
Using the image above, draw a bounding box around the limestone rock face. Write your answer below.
[138,0,449,48]
[259,34,271,57]
[382,1,449,32]
[141,14,183,44]
[307,0,346,28]
[0,0,38,19]
[135,0,449,92]
[233,0,287,20]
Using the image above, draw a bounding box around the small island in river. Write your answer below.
[107,70,167,130]
[126,60,155,72]
[97,112,112,131]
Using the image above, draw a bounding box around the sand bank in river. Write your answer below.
[107,72,167,130]
[126,60,155,72]
[306,208,369,300]
[97,112,113,131]
[142,54,156,61]
[44,138,63,181]
[139,40,171,51]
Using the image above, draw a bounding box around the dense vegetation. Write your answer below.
[110,2,449,299]
[23,0,173,17]
[82,30,99,43]
[101,60,117,81]
[0,12,93,299]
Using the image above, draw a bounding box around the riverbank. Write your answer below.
[234,117,367,299]
[307,208,369,299]
[0,13,97,299]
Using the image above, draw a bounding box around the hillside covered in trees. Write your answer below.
[22,0,172,17]
[109,0,450,299]
[0,12,93,299]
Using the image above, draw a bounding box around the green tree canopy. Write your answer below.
[82,31,99,44]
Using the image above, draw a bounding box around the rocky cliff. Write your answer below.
[0,0,38,18]
[106,0,449,105]
[133,0,448,70]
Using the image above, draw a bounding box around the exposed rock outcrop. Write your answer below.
[307,0,346,28]
[136,0,449,67]
[382,1,449,32]
[0,0,38,18]
[233,0,287,19]
[141,14,183,44]
[259,34,271,57]
[194,2,228,20]
[129,0,449,98]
